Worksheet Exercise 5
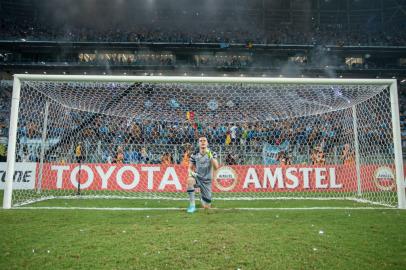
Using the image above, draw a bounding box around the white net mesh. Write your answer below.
[9,77,401,207]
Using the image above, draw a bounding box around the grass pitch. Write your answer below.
[1,197,405,269]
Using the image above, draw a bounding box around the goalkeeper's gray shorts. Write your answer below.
[195,177,212,204]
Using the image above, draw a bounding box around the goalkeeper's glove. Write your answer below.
[206,149,213,159]
[189,171,198,178]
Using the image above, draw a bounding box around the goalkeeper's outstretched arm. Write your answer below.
[206,148,220,172]
[188,163,197,179]
[211,155,219,171]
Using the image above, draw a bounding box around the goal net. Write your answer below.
[3,75,405,208]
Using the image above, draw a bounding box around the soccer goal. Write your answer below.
[2,75,405,209]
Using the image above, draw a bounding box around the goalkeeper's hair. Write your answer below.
[197,132,208,139]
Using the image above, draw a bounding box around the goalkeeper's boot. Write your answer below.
[201,200,211,209]
[187,205,196,213]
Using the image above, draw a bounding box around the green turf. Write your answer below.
[8,189,399,208]
[0,188,387,209]
[1,200,406,269]
[19,198,381,209]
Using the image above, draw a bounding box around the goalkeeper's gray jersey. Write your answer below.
[190,151,218,181]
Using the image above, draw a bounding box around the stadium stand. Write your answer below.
[1,17,405,46]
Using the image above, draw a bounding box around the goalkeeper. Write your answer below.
[186,135,219,213]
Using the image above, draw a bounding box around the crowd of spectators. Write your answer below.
[194,55,252,68]
[79,53,175,66]
[0,82,11,137]
[400,89,406,152]
[0,19,266,44]
[0,81,405,165]
[12,101,398,165]
[1,18,405,46]
[79,53,252,69]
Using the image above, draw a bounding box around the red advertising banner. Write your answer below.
[38,164,187,192]
[37,163,403,193]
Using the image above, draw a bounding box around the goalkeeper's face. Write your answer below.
[198,137,208,151]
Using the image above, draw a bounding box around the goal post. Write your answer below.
[3,76,21,209]
[389,82,406,208]
[3,75,405,209]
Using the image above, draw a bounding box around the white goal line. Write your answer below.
[12,195,396,209]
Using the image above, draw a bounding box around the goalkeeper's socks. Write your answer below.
[187,189,195,207]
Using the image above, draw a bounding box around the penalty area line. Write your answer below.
[11,206,397,211]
